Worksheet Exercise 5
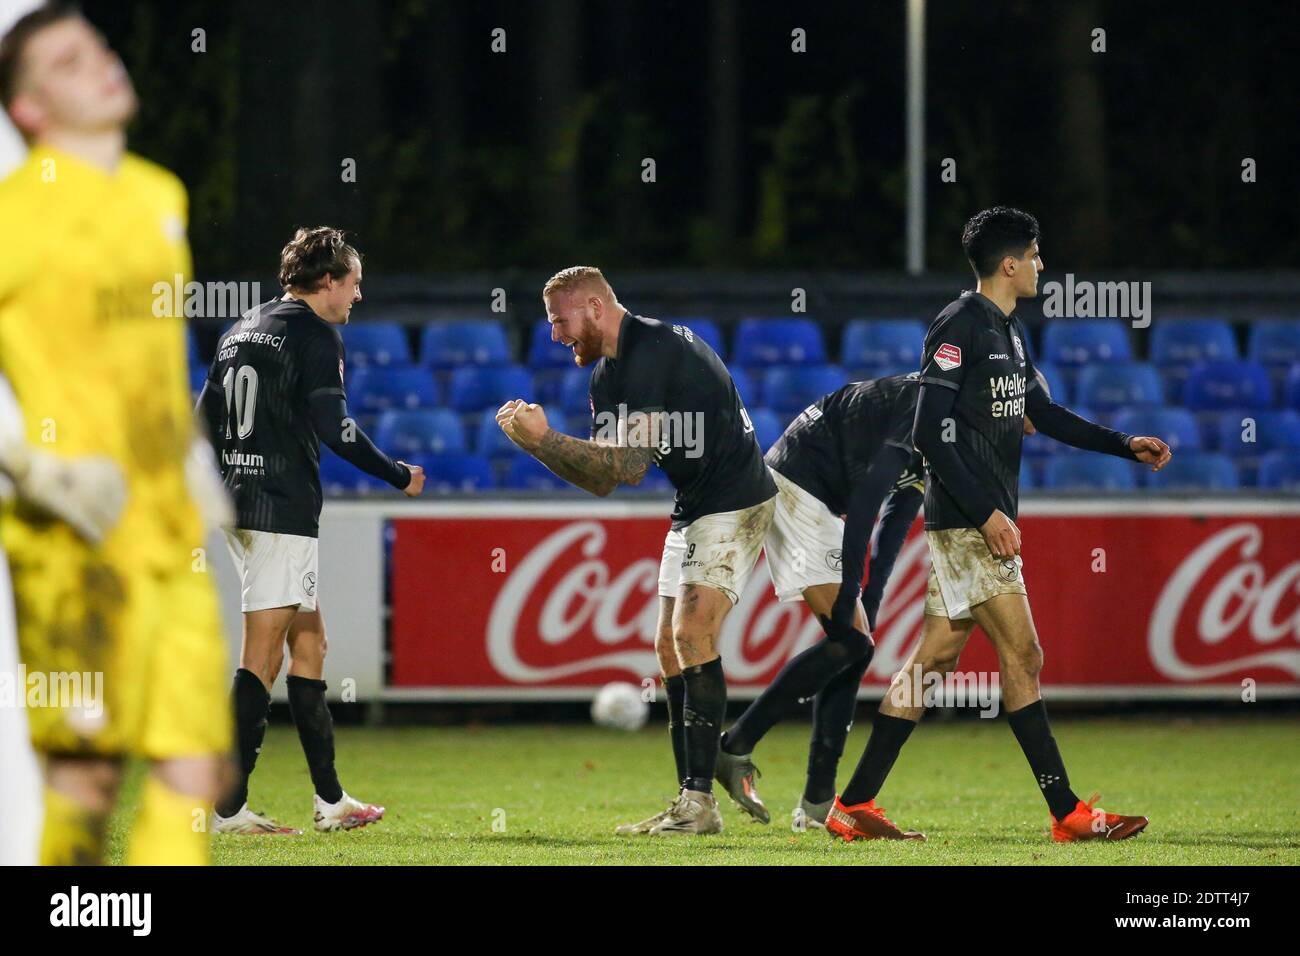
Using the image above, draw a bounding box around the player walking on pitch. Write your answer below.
[498,266,776,835]
[827,207,1171,842]
[199,227,426,834]
[712,374,925,827]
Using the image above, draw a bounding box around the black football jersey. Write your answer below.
[206,297,348,536]
[588,313,775,529]
[918,291,1040,530]
[765,373,921,515]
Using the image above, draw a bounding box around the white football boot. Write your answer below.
[794,796,833,830]
[212,803,301,835]
[313,791,385,832]
[649,789,724,836]
[615,801,678,835]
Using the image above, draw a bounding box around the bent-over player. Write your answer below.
[498,266,776,836]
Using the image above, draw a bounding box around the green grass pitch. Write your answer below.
[107,715,1299,865]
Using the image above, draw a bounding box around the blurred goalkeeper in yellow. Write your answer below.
[0,3,231,864]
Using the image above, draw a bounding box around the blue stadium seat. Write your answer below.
[446,364,533,413]
[841,319,925,370]
[319,448,384,495]
[1074,362,1164,412]
[559,367,595,416]
[735,318,826,367]
[1151,318,1238,368]
[1247,320,1300,370]
[1258,450,1300,490]
[349,366,440,414]
[761,365,847,416]
[374,409,465,456]
[1145,452,1239,491]
[503,454,572,491]
[663,318,726,359]
[1032,360,1070,405]
[341,322,412,367]
[748,408,785,453]
[420,320,511,369]
[475,409,524,461]
[1040,320,1132,367]
[409,453,496,492]
[1184,360,1273,411]
[1019,460,1038,490]
[1112,406,1202,452]
[729,367,759,408]
[527,319,576,368]
[1151,319,1239,402]
[1043,456,1138,491]
[1215,409,1300,458]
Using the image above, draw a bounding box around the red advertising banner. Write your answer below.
[390,504,1300,699]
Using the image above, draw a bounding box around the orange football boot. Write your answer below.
[1051,792,1148,842]
[825,796,926,842]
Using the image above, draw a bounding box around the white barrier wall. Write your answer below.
[213,507,386,702]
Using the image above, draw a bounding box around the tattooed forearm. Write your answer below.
[535,429,652,496]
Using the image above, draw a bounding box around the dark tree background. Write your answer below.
[89,0,1297,279]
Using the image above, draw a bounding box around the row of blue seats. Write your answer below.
[340,404,1300,486]
[189,316,1300,373]
[360,407,790,461]
[188,354,1300,420]
[1025,407,1300,459]
[321,448,672,494]
[1020,451,1300,491]
[321,445,1300,494]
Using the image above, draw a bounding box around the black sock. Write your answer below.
[287,675,344,804]
[664,674,687,789]
[723,627,872,757]
[804,651,873,804]
[839,711,917,806]
[1007,699,1079,820]
[217,668,271,817]
[681,657,727,793]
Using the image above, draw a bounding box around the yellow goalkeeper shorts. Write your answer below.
[9,540,230,759]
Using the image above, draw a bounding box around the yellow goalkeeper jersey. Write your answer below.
[0,144,202,572]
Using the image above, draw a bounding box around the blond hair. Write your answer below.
[542,266,614,300]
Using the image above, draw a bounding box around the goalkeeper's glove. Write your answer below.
[185,437,234,532]
[3,445,127,545]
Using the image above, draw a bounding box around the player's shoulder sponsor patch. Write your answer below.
[934,342,962,371]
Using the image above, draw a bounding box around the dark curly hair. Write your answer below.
[961,206,1040,279]
[278,226,361,292]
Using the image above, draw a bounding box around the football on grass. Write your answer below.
[591,682,649,731]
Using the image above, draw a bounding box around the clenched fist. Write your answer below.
[496,399,550,452]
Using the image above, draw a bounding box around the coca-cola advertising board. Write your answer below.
[390,500,1300,700]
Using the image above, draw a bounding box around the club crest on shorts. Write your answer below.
[303,571,317,596]
[826,548,842,572]
[999,559,1018,581]
[934,343,962,371]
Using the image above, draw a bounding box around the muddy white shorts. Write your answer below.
[923,526,1026,620]
[223,529,319,613]
[764,469,845,602]
[656,495,777,605]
